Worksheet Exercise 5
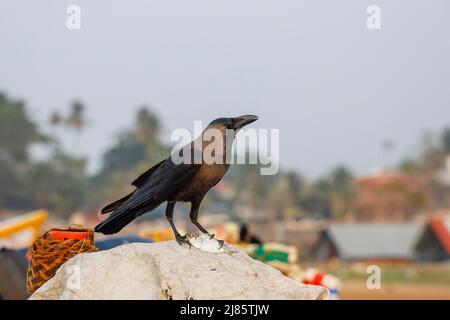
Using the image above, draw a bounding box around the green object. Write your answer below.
[251,245,289,263]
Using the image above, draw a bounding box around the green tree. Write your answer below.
[0,93,89,215]
[441,128,450,154]
[0,93,46,164]
[299,178,333,218]
[65,101,86,132]
[0,93,47,209]
[25,151,88,215]
[329,166,355,218]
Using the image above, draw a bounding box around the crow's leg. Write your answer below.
[166,201,190,247]
[189,199,210,234]
[190,199,224,248]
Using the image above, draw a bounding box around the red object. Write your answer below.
[430,217,450,255]
[48,230,90,241]
[304,272,325,286]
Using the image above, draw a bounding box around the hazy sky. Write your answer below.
[1,1,449,178]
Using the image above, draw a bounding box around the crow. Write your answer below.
[95,115,258,246]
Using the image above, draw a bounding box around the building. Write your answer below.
[312,223,423,263]
[415,216,450,262]
[435,155,450,186]
[353,171,429,221]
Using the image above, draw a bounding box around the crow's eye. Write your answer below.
[226,121,233,129]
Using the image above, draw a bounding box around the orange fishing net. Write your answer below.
[26,225,97,294]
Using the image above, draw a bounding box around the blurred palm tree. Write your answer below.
[65,101,86,132]
[49,110,63,127]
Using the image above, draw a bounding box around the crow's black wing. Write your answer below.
[95,156,200,234]
[131,159,165,187]
[100,160,166,214]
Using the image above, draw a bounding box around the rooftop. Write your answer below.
[326,223,423,260]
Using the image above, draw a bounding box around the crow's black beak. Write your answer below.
[232,115,258,129]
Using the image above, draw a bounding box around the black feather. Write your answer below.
[95,156,200,234]
[131,159,165,187]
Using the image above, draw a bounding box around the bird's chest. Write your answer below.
[173,163,230,201]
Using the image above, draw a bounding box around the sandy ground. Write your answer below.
[340,280,450,300]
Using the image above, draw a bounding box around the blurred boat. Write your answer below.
[0,210,48,249]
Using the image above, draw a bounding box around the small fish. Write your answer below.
[185,232,228,254]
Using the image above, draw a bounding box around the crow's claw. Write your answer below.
[175,234,191,248]
[217,240,224,249]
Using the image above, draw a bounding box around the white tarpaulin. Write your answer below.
[30,241,329,300]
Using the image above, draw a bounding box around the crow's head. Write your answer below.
[208,115,258,132]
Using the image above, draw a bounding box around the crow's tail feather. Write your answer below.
[94,212,137,235]
[95,198,165,235]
